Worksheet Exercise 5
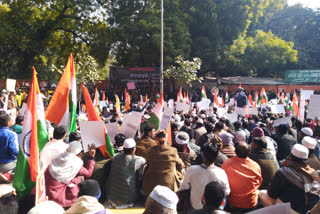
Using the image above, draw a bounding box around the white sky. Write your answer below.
[287,0,320,9]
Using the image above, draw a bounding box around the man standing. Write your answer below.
[222,142,262,212]
[0,114,19,182]
[235,87,247,108]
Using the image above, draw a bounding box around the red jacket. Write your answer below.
[45,159,95,207]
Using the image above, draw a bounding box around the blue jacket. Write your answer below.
[0,127,19,164]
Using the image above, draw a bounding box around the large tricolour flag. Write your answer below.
[148,93,163,130]
[45,53,77,133]
[82,84,114,158]
[13,67,48,199]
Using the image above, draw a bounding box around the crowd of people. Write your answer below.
[0,85,319,214]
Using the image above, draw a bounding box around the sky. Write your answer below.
[287,0,320,9]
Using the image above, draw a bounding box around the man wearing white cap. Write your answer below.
[302,136,320,170]
[106,138,145,208]
[143,185,178,214]
[45,142,96,208]
[298,127,313,143]
[267,144,320,214]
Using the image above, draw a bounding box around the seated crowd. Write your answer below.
[0,96,320,214]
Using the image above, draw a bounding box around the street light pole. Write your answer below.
[160,0,164,94]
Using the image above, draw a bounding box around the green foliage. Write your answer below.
[106,0,191,68]
[0,0,110,79]
[165,55,201,86]
[225,30,298,77]
[261,5,320,70]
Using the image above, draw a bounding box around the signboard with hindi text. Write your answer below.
[109,66,160,89]
[285,70,320,83]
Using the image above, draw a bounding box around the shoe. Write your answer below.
[0,172,13,183]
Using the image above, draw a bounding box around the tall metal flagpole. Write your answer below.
[160,0,164,94]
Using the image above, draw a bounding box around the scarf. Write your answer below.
[49,152,83,184]
[281,160,320,196]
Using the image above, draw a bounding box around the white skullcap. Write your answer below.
[67,141,83,155]
[123,138,136,149]
[174,114,181,122]
[197,118,204,124]
[175,132,190,145]
[143,114,150,119]
[302,136,317,150]
[0,184,15,197]
[200,114,206,119]
[27,201,64,214]
[301,127,313,137]
[291,144,309,159]
[149,185,179,210]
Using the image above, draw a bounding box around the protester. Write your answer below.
[192,181,230,214]
[220,132,236,158]
[235,87,247,108]
[249,137,277,189]
[45,142,96,208]
[174,131,196,168]
[106,138,145,208]
[27,201,64,214]
[39,125,68,171]
[180,142,230,212]
[113,133,126,154]
[302,136,320,170]
[136,124,156,159]
[195,119,206,145]
[266,144,320,213]
[0,114,19,182]
[11,115,23,135]
[65,179,112,214]
[143,185,179,214]
[142,130,185,195]
[222,142,262,212]
[272,124,296,162]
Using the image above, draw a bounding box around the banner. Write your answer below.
[109,66,160,89]
[307,94,320,119]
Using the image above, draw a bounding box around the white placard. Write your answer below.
[230,98,235,105]
[273,117,292,127]
[216,107,227,118]
[175,102,190,113]
[197,98,211,111]
[168,99,174,108]
[6,79,16,92]
[307,94,320,119]
[99,101,107,109]
[269,105,285,114]
[235,107,258,116]
[247,203,291,214]
[120,112,143,138]
[80,121,106,152]
[225,113,238,123]
[160,107,174,130]
[105,122,119,144]
[19,103,27,116]
[302,90,314,100]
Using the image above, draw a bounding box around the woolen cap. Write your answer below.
[302,136,317,150]
[291,144,309,159]
[221,132,234,146]
[149,185,179,210]
[251,127,265,138]
[301,127,313,137]
[123,138,136,149]
[197,118,204,124]
[67,141,83,155]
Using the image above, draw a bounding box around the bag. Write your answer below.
[176,189,191,214]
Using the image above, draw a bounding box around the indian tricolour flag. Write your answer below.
[260,88,268,104]
[201,86,207,99]
[148,93,163,130]
[45,53,77,133]
[13,67,48,199]
[82,84,114,158]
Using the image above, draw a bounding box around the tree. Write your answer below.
[0,0,111,79]
[106,0,191,68]
[262,5,320,70]
[165,55,201,86]
[225,30,298,77]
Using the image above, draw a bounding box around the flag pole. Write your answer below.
[160,0,164,94]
